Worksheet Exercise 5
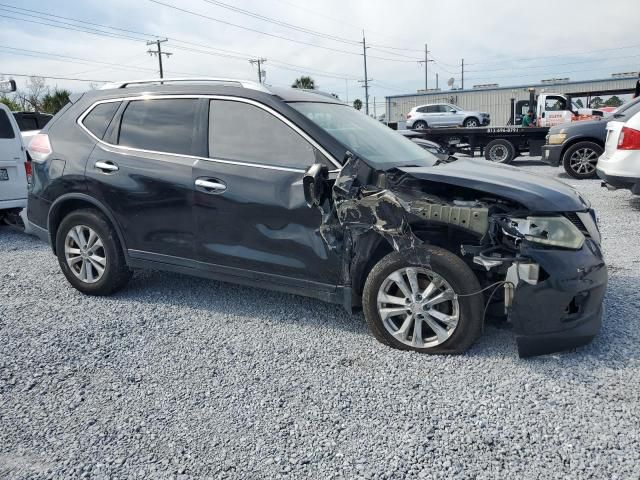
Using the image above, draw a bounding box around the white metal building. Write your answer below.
[385,76,639,126]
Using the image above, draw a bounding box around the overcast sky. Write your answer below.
[1,0,639,107]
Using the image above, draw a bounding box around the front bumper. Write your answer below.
[596,169,640,194]
[541,144,563,166]
[509,238,607,357]
[481,117,491,126]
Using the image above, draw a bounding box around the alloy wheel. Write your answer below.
[64,225,106,284]
[377,267,460,348]
[569,148,598,175]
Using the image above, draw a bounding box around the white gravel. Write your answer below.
[1,160,639,480]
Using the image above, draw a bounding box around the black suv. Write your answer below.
[27,78,607,357]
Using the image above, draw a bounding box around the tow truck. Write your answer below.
[401,90,605,164]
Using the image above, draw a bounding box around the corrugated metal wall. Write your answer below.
[386,78,638,125]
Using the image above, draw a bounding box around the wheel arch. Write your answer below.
[48,193,128,259]
[350,224,482,301]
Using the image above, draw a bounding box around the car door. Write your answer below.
[422,105,441,126]
[83,97,205,260]
[0,105,27,206]
[440,105,460,126]
[193,98,342,287]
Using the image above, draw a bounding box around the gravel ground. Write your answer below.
[1,160,639,480]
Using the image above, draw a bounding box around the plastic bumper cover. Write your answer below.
[510,238,607,357]
[596,169,640,194]
[541,144,563,166]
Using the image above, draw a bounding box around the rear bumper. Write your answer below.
[541,144,563,166]
[596,169,640,194]
[510,239,607,357]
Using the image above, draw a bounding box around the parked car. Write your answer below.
[597,103,640,194]
[27,78,606,357]
[0,103,29,224]
[406,103,490,129]
[12,111,53,132]
[542,97,640,179]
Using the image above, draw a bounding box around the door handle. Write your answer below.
[195,178,227,193]
[95,161,119,172]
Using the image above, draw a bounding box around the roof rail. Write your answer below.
[99,77,272,94]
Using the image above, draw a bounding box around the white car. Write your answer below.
[406,103,490,129]
[0,103,29,223]
[597,99,640,194]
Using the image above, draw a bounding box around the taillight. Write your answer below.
[24,160,33,185]
[27,134,52,163]
[406,113,412,119]
[618,126,640,150]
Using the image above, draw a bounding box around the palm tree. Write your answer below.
[353,99,363,111]
[42,88,71,115]
[292,76,316,89]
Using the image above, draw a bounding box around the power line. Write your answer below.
[465,43,640,66]
[200,0,360,46]
[149,0,423,63]
[465,53,640,73]
[0,72,109,83]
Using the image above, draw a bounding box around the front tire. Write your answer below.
[464,117,479,128]
[562,141,602,179]
[362,246,484,354]
[56,209,131,295]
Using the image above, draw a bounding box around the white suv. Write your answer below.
[0,103,29,223]
[597,98,640,194]
[406,103,490,129]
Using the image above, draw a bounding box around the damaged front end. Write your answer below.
[304,153,607,358]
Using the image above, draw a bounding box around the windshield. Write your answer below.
[290,102,438,168]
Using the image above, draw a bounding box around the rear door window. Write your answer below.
[118,99,199,155]
[82,102,121,139]
[208,100,316,169]
[0,110,16,139]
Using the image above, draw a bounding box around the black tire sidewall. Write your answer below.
[562,141,602,179]
[55,209,127,295]
[362,246,484,354]
[413,121,428,130]
[484,139,515,164]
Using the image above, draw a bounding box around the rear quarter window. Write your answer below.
[82,101,121,139]
[0,110,16,139]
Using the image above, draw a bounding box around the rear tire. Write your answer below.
[412,120,428,130]
[56,209,131,295]
[484,139,516,164]
[362,246,484,354]
[562,141,602,179]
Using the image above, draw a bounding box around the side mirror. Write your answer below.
[450,110,456,114]
[303,163,329,208]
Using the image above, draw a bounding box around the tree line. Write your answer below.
[0,76,71,115]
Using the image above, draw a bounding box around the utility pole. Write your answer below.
[417,44,434,91]
[147,39,171,79]
[461,58,465,90]
[373,96,377,118]
[436,73,439,90]
[345,78,349,103]
[361,31,371,115]
[249,58,267,84]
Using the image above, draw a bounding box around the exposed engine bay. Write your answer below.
[304,153,607,357]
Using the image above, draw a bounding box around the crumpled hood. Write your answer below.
[397,158,588,212]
